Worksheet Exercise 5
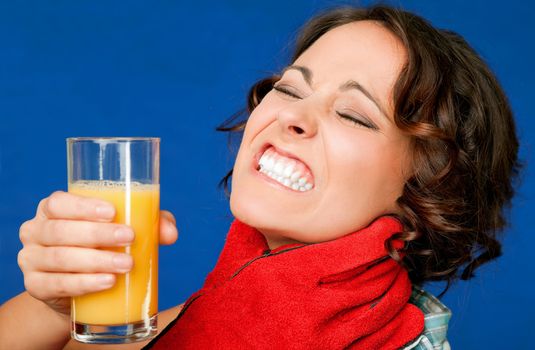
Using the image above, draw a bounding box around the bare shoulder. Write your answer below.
[63,304,184,350]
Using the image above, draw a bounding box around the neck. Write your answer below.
[261,232,304,250]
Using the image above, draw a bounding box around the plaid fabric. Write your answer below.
[402,285,452,350]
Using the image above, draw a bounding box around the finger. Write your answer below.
[25,246,134,274]
[159,210,178,246]
[38,191,116,222]
[25,272,117,299]
[160,210,176,225]
[37,220,134,248]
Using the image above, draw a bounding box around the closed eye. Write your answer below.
[336,111,376,130]
[273,85,301,99]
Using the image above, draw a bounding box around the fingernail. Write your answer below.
[114,228,134,243]
[96,205,115,219]
[113,255,133,272]
[97,274,115,286]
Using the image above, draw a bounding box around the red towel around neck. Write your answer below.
[145,215,424,349]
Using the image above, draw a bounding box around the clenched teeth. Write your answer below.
[258,148,314,192]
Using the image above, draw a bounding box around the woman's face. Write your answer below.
[230,20,412,248]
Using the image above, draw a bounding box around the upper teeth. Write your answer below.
[258,150,313,192]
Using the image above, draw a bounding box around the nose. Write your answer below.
[277,101,318,139]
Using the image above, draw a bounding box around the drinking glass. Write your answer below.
[67,137,160,344]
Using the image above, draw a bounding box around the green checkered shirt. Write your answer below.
[402,285,452,349]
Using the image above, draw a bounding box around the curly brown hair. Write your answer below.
[215,5,522,297]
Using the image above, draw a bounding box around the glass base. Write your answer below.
[71,315,157,344]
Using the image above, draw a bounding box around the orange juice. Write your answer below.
[69,180,159,325]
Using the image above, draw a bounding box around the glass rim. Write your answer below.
[67,137,160,143]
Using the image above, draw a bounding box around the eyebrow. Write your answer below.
[281,65,390,121]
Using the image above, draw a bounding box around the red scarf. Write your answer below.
[145,216,424,349]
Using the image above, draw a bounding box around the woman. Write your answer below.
[0,4,520,349]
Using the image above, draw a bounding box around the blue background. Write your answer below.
[1,0,533,348]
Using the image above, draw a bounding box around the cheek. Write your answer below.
[233,99,275,166]
[326,131,409,199]
[243,94,283,136]
[327,130,378,173]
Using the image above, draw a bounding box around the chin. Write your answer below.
[230,191,286,235]
[230,190,268,228]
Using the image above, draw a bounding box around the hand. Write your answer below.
[17,191,178,318]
